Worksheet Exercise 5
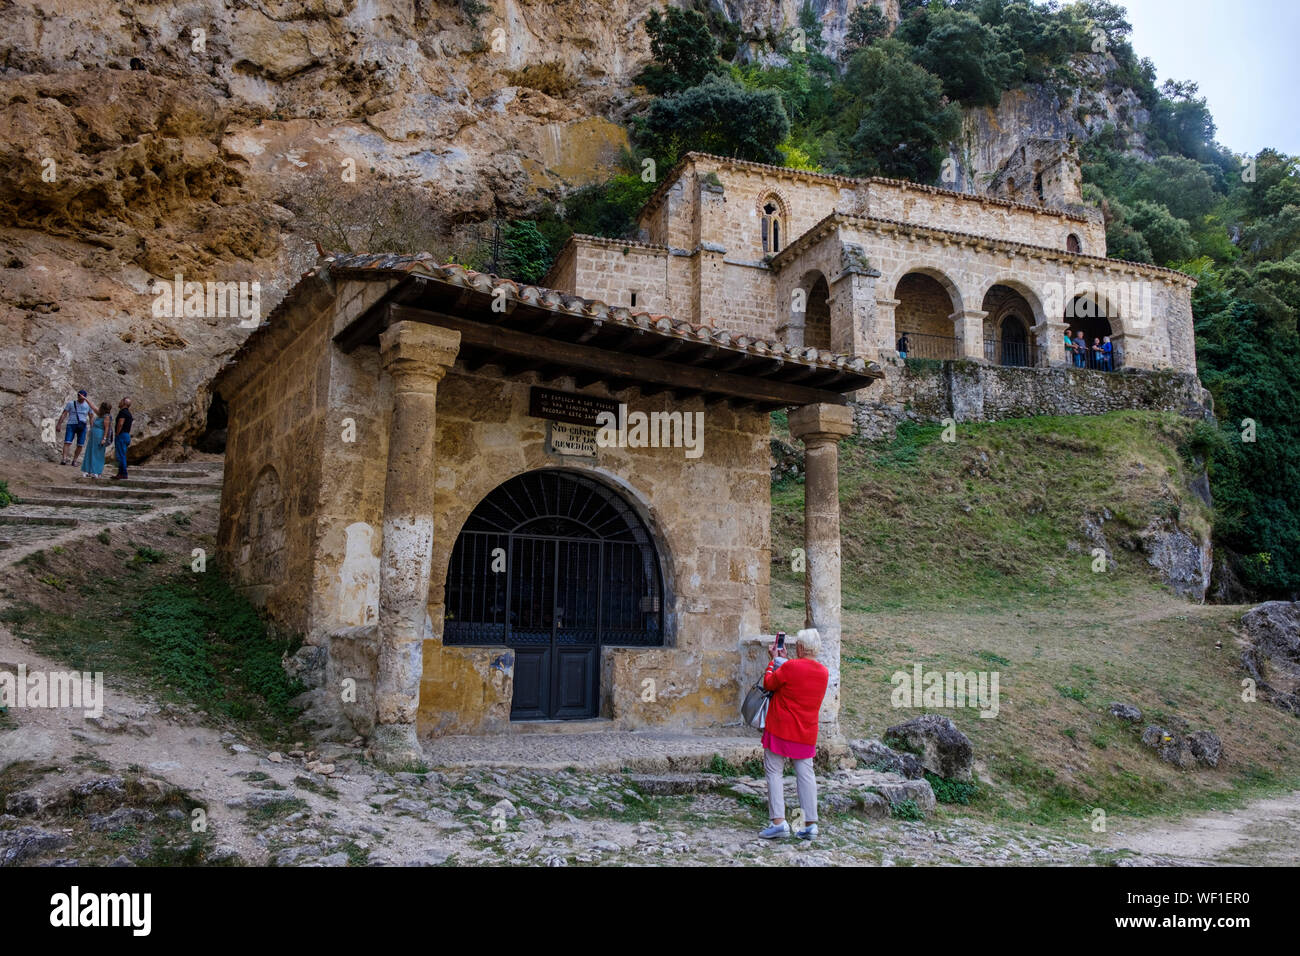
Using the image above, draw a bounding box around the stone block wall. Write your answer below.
[414,370,774,735]
[862,180,1105,252]
[552,237,672,314]
[638,155,1103,265]
[854,359,1211,440]
[218,279,374,635]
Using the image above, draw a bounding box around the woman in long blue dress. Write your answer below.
[81,402,112,479]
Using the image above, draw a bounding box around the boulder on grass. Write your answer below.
[1186,730,1222,768]
[883,714,973,782]
[848,738,925,779]
[1108,702,1142,723]
[1140,725,1195,769]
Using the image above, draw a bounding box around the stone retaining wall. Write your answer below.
[854,360,1211,440]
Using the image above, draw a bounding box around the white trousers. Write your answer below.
[764,748,818,824]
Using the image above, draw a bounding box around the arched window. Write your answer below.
[237,465,286,586]
[1066,233,1082,254]
[444,470,664,719]
[761,196,784,254]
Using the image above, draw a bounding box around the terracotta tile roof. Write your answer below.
[213,252,881,391]
[771,211,1198,285]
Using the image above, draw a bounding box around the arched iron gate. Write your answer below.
[443,470,664,720]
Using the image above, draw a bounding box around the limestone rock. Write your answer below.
[1139,518,1212,602]
[1186,731,1222,769]
[884,715,974,782]
[868,779,937,814]
[1108,702,1143,723]
[848,738,925,779]
[1239,601,1300,716]
[0,826,69,865]
[1140,726,1195,770]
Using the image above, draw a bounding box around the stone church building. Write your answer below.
[548,151,1197,376]
[214,151,1199,760]
[214,254,876,762]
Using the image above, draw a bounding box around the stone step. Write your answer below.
[11,497,152,511]
[507,718,618,735]
[43,485,177,500]
[110,478,222,491]
[137,464,224,474]
[138,460,224,469]
[128,469,215,479]
[0,513,79,527]
[0,524,79,548]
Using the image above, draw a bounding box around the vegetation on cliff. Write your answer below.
[510,1,1299,600]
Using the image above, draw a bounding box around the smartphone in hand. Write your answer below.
[775,632,786,656]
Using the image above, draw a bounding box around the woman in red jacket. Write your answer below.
[759,629,829,840]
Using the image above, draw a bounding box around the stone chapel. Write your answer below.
[213,151,1199,762]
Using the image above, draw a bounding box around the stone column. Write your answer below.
[374,321,460,765]
[951,309,989,361]
[788,402,854,745]
[875,297,901,359]
[1043,319,1070,367]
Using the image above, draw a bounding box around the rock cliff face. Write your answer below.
[0,0,665,458]
[0,0,1137,459]
[950,57,1152,203]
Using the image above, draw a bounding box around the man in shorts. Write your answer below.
[56,389,93,466]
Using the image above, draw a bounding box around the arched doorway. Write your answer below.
[1064,294,1117,370]
[894,272,961,359]
[999,316,1029,366]
[981,284,1040,367]
[443,470,664,720]
[805,274,831,350]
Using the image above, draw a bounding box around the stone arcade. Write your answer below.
[546,152,1200,417]
[214,256,878,762]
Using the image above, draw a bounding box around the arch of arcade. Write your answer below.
[546,152,1198,380]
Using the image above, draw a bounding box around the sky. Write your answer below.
[1119,0,1300,155]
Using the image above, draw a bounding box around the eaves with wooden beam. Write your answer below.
[322,254,881,411]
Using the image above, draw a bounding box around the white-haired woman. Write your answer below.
[759,628,829,841]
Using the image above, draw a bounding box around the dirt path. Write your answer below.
[1106,792,1300,865]
[7,610,1298,867]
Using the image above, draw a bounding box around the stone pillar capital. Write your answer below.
[788,402,854,445]
[380,321,460,391]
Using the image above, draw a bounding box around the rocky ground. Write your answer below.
[2,460,1299,867]
[0,657,1103,867]
[6,623,1299,867]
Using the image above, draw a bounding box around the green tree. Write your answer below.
[1150,80,1218,162]
[843,2,891,55]
[639,7,724,94]
[501,220,552,284]
[635,74,791,167]
[915,8,1019,107]
[1134,155,1219,223]
[1125,199,1197,265]
[831,38,960,182]
[1192,283,1300,596]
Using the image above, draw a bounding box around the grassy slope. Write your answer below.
[772,410,1300,829]
[0,510,305,744]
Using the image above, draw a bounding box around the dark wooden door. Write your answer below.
[509,537,599,720]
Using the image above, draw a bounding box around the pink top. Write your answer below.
[762,728,816,760]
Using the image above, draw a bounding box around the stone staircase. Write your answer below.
[0,460,224,561]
